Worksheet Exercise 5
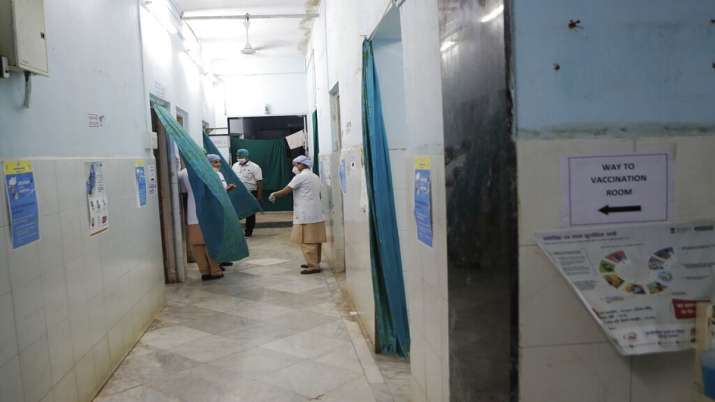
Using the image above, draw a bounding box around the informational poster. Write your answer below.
[134,160,147,208]
[536,221,715,355]
[338,159,347,194]
[85,161,109,236]
[561,153,671,227]
[414,157,433,247]
[3,161,39,248]
[147,163,157,196]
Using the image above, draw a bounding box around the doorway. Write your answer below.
[150,97,183,283]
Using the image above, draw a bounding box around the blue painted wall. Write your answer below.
[514,0,715,137]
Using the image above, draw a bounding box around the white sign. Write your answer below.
[536,222,715,355]
[561,153,671,226]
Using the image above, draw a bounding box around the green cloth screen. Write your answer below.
[230,138,293,212]
[312,110,320,175]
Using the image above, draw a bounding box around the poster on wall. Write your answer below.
[134,160,147,208]
[3,161,40,248]
[536,221,715,355]
[85,161,109,236]
[414,157,433,247]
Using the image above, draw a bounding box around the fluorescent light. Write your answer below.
[480,5,504,23]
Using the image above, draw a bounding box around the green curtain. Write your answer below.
[230,138,293,212]
[312,110,320,175]
[362,39,410,357]
[152,105,249,262]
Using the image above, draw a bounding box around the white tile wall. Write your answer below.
[521,343,631,402]
[518,135,715,402]
[0,158,166,402]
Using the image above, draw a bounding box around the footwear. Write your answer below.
[220,262,232,268]
[202,274,223,281]
[300,264,309,268]
[244,232,253,238]
[300,268,322,275]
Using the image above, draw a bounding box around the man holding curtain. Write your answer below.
[269,155,325,274]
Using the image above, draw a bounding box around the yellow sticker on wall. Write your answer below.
[3,160,33,175]
[414,156,431,170]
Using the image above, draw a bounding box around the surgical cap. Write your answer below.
[293,155,313,168]
[237,149,249,157]
[207,154,221,162]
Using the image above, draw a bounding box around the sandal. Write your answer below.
[300,268,322,275]
[300,264,310,268]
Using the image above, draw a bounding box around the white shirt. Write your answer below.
[232,160,263,191]
[287,169,324,224]
[179,168,227,225]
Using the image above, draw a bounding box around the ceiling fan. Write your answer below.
[241,13,256,55]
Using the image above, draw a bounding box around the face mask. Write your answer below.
[238,158,247,164]
[292,167,300,175]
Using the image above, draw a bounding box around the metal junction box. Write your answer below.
[0,0,48,76]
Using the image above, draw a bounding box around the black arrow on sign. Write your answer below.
[599,205,642,215]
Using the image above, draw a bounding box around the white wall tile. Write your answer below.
[60,209,83,266]
[69,301,92,363]
[19,336,52,402]
[74,352,97,402]
[53,371,79,402]
[0,230,10,295]
[519,246,606,347]
[0,292,17,366]
[424,347,442,402]
[636,136,715,223]
[47,319,75,387]
[55,161,85,213]
[0,356,25,402]
[34,160,60,217]
[13,275,48,351]
[521,343,630,402]
[91,336,111,388]
[631,351,692,402]
[8,240,42,289]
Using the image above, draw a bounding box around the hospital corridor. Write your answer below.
[1,1,714,402]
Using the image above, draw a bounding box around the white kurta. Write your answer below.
[287,169,324,224]
[231,161,263,191]
[179,169,227,225]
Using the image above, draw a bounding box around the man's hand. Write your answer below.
[226,184,237,192]
[268,193,277,203]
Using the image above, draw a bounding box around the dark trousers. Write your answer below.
[245,190,257,235]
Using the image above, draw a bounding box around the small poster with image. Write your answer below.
[85,161,109,236]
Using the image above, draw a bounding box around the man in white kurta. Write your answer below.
[269,155,326,274]
[231,148,263,237]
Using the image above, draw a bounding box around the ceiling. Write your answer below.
[173,0,317,75]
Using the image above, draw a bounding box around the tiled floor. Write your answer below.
[94,227,411,402]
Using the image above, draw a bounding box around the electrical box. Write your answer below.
[0,0,49,76]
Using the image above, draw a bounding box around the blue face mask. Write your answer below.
[292,166,300,175]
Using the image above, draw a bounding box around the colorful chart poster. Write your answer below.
[3,161,39,248]
[414,157,433,247]
[536,222,715,355]
[134,160,147,208]
[85,161,109,236]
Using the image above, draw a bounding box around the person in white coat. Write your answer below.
[269,155,326,274]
